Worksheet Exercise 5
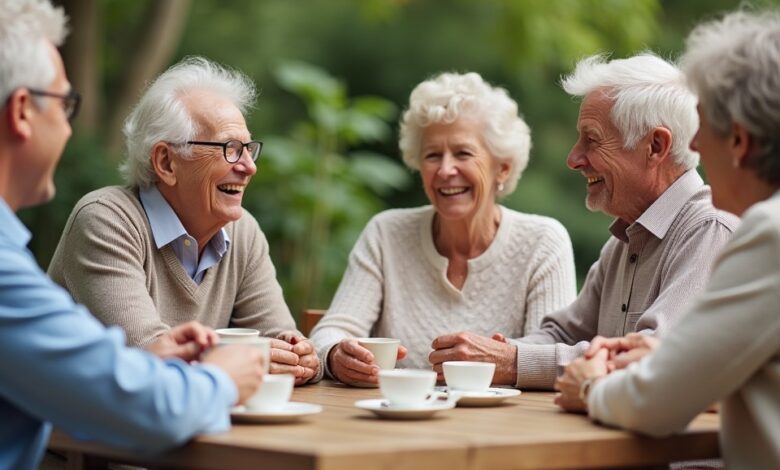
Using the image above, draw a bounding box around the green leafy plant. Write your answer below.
[243,62,411,319]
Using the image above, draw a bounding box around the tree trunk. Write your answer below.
[58,0,100,133]
[105,0,193,156]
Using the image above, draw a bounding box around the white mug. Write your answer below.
[357,338,400,370]
[246,374,295,412]
[216,328,260,344]
[443,361,495,392]
[378,369,437,408]
[249,337,271,374]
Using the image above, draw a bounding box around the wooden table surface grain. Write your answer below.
[49,380,720,470]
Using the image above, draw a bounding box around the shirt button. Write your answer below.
[629,253,638,263]
[183,239,192,247]
[621,304,627,312]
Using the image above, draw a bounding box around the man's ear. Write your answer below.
[730,123,753,168]
[150,142,177,186]
[5,89,35,140]
[647,126,673,168]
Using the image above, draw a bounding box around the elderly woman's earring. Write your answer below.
[497,182,505,192]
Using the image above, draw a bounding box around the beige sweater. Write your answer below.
[48,186,300,346]
[589,191,780,470]
[310,205,577,376]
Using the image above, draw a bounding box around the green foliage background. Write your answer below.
[21,0,778,322]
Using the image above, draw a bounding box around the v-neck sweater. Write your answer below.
[310,205,577,374]
[47,186,299,346]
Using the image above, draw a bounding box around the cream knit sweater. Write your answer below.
[310,205,577,375]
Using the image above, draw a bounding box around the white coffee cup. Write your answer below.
[246,374,295,412]
[357,338,400,370]
[443,361,496,392]
[216,328,260,344]
[378,369,437,407]
[249,337,271,374]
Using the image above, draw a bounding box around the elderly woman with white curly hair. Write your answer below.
[555,10,780,469]
[310,72,577,387]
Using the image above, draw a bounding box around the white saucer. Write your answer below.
[434,386,521,407]
[231,402,322,423]
[354,398,455,420]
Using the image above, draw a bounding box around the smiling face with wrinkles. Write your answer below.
[419,118,509,224]
[158,89,257,243]
[566,91,654,222]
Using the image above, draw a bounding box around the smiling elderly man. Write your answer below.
[503,53,740,389]
[48,57,320,385]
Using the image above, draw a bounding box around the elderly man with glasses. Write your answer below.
[48,56,322,386]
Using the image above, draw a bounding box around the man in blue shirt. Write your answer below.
[0,1,266,468]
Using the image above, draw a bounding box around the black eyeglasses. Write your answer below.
[185,140,263,163]
[28,89,81,121]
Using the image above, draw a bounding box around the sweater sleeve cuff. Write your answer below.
[514,342,558,389]
[320,342,339,380]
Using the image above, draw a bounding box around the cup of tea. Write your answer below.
[378,369,437,408]
[246,374,295,412]
[216,328,260,344]
[357,338,400,370]
[442,361,495,392]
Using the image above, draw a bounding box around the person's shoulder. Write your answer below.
[500,207,571,242]
[366,206,431,231]
[70,185,142,219]
[677,185,740,231]
[740,193,780,237]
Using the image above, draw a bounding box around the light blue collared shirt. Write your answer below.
[139,186,230,284]
[0,197,237,470]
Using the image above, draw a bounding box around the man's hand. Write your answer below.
[145,321,218,362]
[428,332,517,385]
[554,349,609,413]
[282,334,321,385]
[202,345,265,405]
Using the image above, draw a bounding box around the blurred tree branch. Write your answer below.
[57,0,192,155]
[59,0,100,132]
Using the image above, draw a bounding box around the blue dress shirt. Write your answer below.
[0,197,237,470]
[139,186,230,284]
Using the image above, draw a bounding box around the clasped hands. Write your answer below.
[329,331,517,386]
[554,333,660,412]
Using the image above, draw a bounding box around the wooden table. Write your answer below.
[49,380,720,470]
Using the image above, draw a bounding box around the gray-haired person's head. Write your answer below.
[561,52,699,171]
[120,56,257,188]
[681,9,780,186]
[0,0,68,107]
[398,72,531,198]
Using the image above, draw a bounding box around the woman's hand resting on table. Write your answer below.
[328,339,407,386]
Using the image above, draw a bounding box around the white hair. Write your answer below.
[682,10,780,186]
[561,53,699,170]
[120,56,257,188]
[0,0,68,105]
[398,72,531,198]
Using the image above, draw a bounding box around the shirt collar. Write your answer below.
[0,197,32,248]
[609,169,704,242]
[139,185,230,249]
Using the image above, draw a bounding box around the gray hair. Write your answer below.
[398,72,531,198]
[0,0,68,105]
[681,10,780,186]
[561,53,699,170]
[120,56,257,188]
